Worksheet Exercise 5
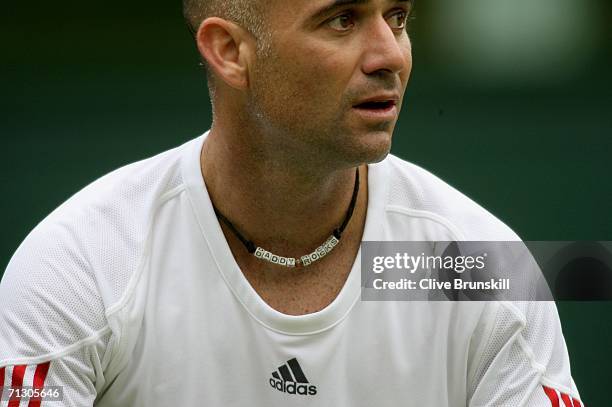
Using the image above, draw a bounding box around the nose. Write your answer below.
[361,17,410,76]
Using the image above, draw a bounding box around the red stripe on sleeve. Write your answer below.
[543,385,560,407]
[28,361,52,407]
[0,366,5,401]
[572,399,582,407]
[560,393,573,407]
[8,364,27,407]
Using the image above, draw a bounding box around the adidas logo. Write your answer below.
[269,358,318,396]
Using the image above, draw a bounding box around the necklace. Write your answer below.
[212,168,360,268]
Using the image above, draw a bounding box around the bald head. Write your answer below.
[183,0,272,103]
[183,0,267,41]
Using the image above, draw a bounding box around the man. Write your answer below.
[0,0,583,405]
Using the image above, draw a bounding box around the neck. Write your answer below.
[200,123,367,255]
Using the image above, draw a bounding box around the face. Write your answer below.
[246,0,414,168]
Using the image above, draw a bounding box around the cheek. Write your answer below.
[280,42,354,107]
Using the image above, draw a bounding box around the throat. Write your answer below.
[206,168,365,253]
[214,165,369,316]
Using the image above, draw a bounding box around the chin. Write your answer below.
[371,131,395,162]
[363,128,394,161]
[339,129,393,166]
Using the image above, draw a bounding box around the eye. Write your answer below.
[328,12,355,32]
[387,10,408,30]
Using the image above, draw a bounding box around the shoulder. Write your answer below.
[371,154,520,241]
[18,138,191,297]
[467,301,581,404]
[1,137,197,358]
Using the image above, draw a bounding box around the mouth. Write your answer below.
[352,97,399,120]
[354,100,396,110]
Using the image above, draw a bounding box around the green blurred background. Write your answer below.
[2,0,611,404]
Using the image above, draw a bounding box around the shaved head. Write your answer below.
[183,0,272,103]
[183,0,267,42]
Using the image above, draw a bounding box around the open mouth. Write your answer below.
[354,100,396,110]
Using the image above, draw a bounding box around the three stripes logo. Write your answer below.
[269,358,317,396]
[0,362,52,406]
[542,385,583,407]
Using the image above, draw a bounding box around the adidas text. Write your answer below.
[269,377,317,396]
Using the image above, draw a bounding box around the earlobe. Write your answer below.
[196,17,251,90]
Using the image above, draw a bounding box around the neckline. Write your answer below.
[181,133,388,335]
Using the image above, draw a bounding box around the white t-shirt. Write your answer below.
[0,134,583,406]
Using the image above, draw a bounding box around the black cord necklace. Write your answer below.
[212,168,360,268]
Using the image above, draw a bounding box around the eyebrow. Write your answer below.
[309,0,412,22]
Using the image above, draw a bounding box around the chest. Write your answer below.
[239,249,356,315]
[100,298,475,407]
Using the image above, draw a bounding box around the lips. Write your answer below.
[352,94,399,120]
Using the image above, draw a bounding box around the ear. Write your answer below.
[196,17,254,90]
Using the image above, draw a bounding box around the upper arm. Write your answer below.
[468,301,583,407]
[0,222,114,406]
